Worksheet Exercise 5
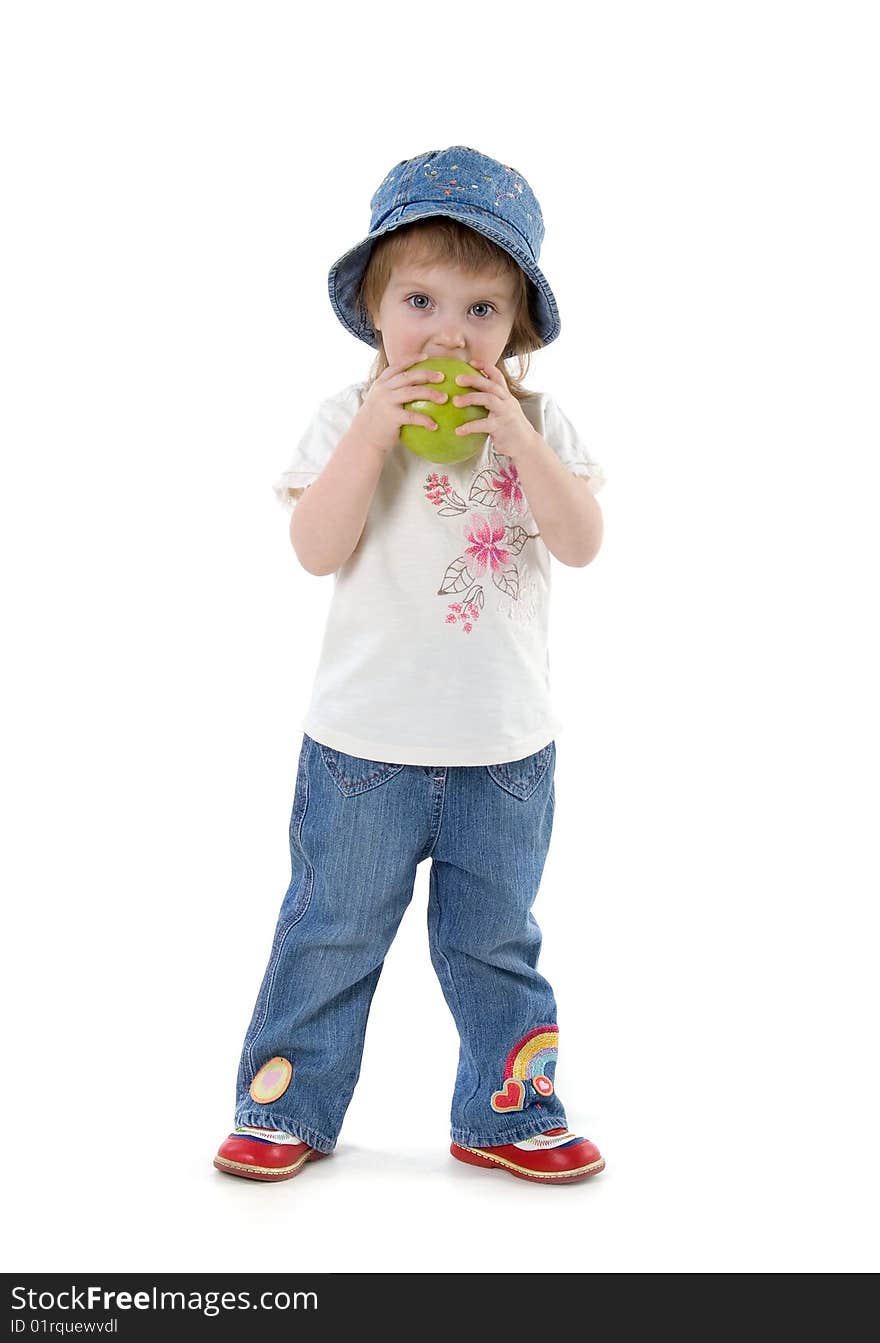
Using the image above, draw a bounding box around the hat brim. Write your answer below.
[327,203,560,354]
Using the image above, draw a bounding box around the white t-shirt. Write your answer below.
[273,380,606,766]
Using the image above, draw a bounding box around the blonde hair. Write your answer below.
[355,217,544,403]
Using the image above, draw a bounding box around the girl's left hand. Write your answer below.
[451,364,540,459]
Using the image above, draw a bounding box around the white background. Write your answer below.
[2,0,878,1275]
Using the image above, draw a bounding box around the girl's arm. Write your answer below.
[513,431,604,567]
[289,427,387,575]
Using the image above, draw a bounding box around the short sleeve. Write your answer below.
[540,395,607,494]
[272,383,363,512]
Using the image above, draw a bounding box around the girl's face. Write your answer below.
[371,258,518,370]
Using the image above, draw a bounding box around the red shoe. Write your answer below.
[213,1126,326,1182]
[450,1127,604,1184]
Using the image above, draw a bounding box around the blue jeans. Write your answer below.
[232,732,566,1152]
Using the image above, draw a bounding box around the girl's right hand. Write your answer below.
[354,360,449,455]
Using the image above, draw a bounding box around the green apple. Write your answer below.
[400,357,489,464]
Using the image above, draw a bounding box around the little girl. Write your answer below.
[214,145,607,1185]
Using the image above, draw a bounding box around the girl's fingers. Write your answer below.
[452,388,497,407]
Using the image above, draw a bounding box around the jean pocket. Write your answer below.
[485,741,555,801]
[318,743,406,798]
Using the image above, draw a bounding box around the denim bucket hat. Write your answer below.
[327,145,560,355]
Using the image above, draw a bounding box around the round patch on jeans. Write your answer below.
[249,1057,293,1104]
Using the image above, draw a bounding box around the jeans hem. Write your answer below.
[233,1110,337,1155]
[450,1114,568,1148]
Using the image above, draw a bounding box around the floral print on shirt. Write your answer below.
[423,450,541,632]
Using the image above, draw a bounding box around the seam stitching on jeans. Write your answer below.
[427,859,482,1118]
[244,736,313,1078]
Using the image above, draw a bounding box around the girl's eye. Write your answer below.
[406,295,496,317]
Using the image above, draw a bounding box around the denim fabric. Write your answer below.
[233,732,566,1152]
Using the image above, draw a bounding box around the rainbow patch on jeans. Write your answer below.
[490,1026,558,1111]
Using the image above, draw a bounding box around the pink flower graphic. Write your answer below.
[489,460,526,514]
[463,509,509,576]
[446,600,481,632]
[424,472,452,506]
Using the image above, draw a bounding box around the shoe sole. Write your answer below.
[450,1141,605,1183]
[213,1149,326,1182]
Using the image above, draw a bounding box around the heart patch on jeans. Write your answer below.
[490,1079,526,1112]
